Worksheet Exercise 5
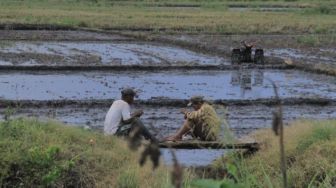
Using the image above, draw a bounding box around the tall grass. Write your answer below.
[211,120,336,188]
[0,118,171,187]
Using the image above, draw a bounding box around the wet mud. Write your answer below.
[0,30,131,41]
[1,102,335,138]
[1,31,334,76]
[0,41,227,66]
[0,69,335,101]
[146,34,336,73]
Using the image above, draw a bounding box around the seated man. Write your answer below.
[104,88,157,143]
[164,96,221,141]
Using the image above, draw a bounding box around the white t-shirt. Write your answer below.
[104,100,131,135]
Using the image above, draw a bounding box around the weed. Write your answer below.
[233,120,336,187]
[117,168,139,188]
[3,107,15,121]
[297,122,336,152]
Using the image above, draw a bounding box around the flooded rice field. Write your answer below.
[0,41,227,66]
[1,30,335,166]
[0,69,335,100]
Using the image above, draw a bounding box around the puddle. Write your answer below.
[0,69,335,100]
[160,149,232,166]
[0,41,227,66]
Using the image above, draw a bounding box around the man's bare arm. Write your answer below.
[122,109,143,124]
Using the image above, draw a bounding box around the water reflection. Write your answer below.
[231,68,264,98]
[0,69,335,100]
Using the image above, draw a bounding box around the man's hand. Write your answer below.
[132,109,143,117]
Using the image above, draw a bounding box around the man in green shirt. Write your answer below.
[164,96,221,141]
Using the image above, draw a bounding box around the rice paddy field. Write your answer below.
[0,0,335,187]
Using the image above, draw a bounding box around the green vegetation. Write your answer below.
[0,118,171,187]
[1,116,335,187]
[0,0,335,34]
[210,120,336,188]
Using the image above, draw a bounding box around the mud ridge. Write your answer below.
[2,63,333,77]
[0,64,291,72]
[1,98,334,108]
[0,24,76,31]
[146,3,201,8]
[227,4,311,8]
[291,61,336,77]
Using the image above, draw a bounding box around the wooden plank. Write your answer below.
[159,141,259,150]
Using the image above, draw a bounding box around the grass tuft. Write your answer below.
[212,120,336,187]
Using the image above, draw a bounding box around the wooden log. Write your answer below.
[159,141,259,151]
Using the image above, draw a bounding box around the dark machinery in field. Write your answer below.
[231,41,264,64]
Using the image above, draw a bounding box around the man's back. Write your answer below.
[187,103,221,139]
[104,100,131,135]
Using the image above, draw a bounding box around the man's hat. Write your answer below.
[187,95,204,106]
[121,88,137,96]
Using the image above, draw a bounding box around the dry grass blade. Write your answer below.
[267,78,288,188]
[128,126,142,151]
[126,124,161,169]
[171,150,183,188]
[148,123,183,187]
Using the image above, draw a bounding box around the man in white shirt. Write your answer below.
[104,88,157,143]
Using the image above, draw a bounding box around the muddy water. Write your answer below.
[161,149,234,166]
[0,69,335,100]
[0,41,227,66]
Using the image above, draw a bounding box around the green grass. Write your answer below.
[211,120,336,188]
[0,0,335,34]
[0,118,172,187]
[1,116,335,187]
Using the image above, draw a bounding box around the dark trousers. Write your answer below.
[115,118,157,143]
